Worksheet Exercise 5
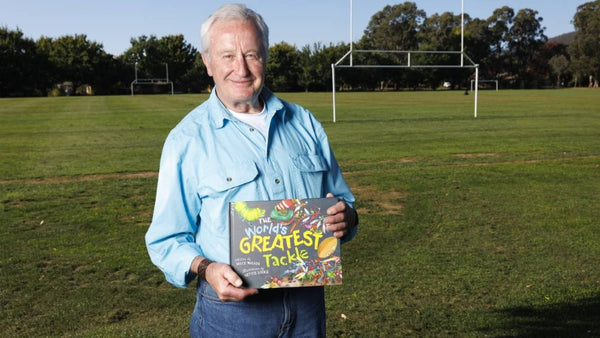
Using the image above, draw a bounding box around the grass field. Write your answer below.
[1,89,599,337]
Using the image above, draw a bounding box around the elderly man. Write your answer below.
[145,4,358,337]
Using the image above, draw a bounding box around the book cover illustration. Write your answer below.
[229,197,342,289]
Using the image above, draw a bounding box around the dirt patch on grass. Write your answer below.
[350,183,405,216]
[453,153,501,158]
[374,189,405,215]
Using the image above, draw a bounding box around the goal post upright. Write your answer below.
[350,0,354,66]
[461,0,464,67]
[332,0,480,121]
[474,64,479,118]
[332,63,337,122]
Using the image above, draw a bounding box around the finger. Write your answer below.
[214,281,257,301]
[329,198,349,215]
[325,211,345,225]
[222,267,244,288]
[327,220,344,230]
[225,287,258,302]
[326,221,347,238]
[333,230,346,238]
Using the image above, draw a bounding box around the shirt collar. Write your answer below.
[208,87,285,129]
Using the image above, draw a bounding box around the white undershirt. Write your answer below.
[229,106,268,136]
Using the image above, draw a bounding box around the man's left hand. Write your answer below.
[324,193,358,238]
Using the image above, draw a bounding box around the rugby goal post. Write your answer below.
[471,79,498,91]
[332,0,480,121]
[130,63,174,95]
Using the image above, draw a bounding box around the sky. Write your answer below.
[1,0,587,56]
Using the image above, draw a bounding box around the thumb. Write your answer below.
[223,267,244,288]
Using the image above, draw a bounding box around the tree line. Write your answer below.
[1,1,599,97]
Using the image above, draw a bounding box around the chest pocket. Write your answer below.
[290,154,329,197]
[198,160,259,197]
[291,154,329,172]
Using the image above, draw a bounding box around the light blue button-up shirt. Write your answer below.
[145,87,356,288]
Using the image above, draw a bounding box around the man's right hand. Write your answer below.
[205,262,259,301]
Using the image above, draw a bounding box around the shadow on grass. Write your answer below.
[489,296,600,337]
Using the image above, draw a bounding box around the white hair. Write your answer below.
[200,3,269,60]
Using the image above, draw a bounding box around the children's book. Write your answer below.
[229,197,342,288]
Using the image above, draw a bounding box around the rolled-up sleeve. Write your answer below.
[145,134,203,288]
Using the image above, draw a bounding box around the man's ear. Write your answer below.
[201,53,213,77]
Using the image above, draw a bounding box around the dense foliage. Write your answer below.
[1,1,598,97]
[569,1,600,87]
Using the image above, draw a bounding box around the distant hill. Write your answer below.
[549,32,575,45]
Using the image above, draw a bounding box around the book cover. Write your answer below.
[229,197,342,289]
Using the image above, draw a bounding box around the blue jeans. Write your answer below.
[189,280,326,337]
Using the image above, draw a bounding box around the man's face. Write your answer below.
[202,20,265,112]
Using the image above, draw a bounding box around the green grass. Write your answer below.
[1,89,599,337]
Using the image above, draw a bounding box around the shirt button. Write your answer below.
[226,177,232,182]
[274,179,281,184]
[249,128,255,132]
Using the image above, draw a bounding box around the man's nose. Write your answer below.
[234,56,250,76]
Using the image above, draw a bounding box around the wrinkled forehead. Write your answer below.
[209,20,263,51]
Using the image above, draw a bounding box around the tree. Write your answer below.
[487,6,514,54]
[356,2,427,90]
[419,12,463,52]
[123,35,159,79]
[542,40,571,87]
[298,45,315,92]
[485,6,515,82]
[548,55,569,88]
[360,2,426,51]
[36,34,113,91]
[298,43,328,92]
[298,42,351,92]
[418,12,466,89]
[266,42,302,91]
[157,35,197,90]
[508,9,547,88]
[568,1,600,87]
[464,18,494,79]
[0,27,49,96]
[179,53,211,93]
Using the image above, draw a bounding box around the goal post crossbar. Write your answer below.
[335,49,478,67]
[471,79,498,91]
[133,78,169,84]
[130,79,174,95]
[335,64,478,69]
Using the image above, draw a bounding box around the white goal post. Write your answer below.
[130,63,174,96]
[471,79,498,91]
[332,0,479,121]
